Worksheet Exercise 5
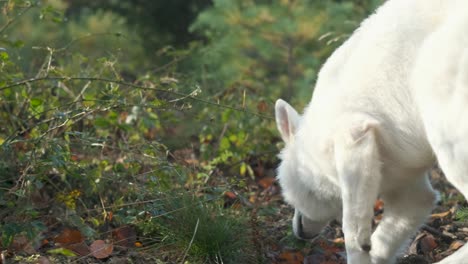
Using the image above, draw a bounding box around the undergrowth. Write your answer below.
[0,0,380,262]
[0,1,257,263]
[146,193,256,263]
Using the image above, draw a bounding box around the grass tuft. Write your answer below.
[156,193,256,263]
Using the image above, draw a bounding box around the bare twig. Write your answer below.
[0,76,274,120]
[421,224,454,242]
[1,250,6,264]
[0,2,34,35]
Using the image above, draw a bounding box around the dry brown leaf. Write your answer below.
[431,211,451,219]
[419,234,438,253]
[333,237,345,244]
[10,235,36,255]
[449,240,465,251]
[54,228,84,245]
[224,191,237,200]
[318,240,344,255]
[277,250,304,264]
[90,240,113,259]
[258,177,276,189]
[112,226,136,248]
[66,241,90,257]
[41,239,50,248]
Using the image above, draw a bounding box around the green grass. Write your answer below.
[145,193,257,264]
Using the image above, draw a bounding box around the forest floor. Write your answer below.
[3,158,468,264]
[260,168,468,264]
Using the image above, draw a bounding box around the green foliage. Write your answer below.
[0,0,189,253]
[65,0,212,48]
[138,193,255,263]
[46,248,77,257]
[190,0,383,101]
[456,207,468,222]
[0,0,383,262]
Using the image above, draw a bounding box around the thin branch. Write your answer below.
[58,32,128,52]
[0,76,273,120]
[0,3,34,35]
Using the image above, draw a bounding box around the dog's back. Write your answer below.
[302,0,466,171]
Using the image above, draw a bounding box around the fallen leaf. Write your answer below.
[41,239,49,247]
[112,226,136,248]
[277,250,304,264]
[224,191,237,200]
[54,228,84,245]
[318,240,343,255]
[333,237,345,244]
[449,240,465,251]
[258,177,276,189]
[419,234,438,253]
[66,242,90,256]
[10,235,36,254]
[90,240,113,259]
[431,211,451,219]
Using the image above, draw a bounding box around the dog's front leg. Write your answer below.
[334,118,382,264]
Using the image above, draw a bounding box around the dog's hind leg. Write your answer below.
[431,141,468,264]
[413,13,468,264]
[431,134,468,264]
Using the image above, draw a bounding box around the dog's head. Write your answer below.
[275,99,341,240]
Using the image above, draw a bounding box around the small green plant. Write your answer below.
[455,207,468,221]
[140,193,256,264]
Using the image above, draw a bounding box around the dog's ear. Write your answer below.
[275,99,299,143]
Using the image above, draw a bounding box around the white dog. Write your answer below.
[275,0,468,263]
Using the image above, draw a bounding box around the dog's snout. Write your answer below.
[293,210,321,240]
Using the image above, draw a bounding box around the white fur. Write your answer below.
[275,0,468,263]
